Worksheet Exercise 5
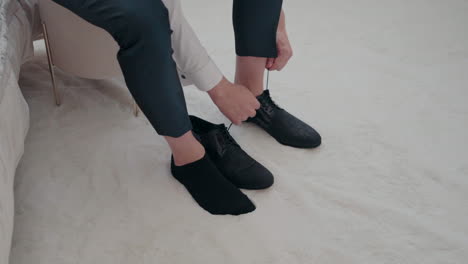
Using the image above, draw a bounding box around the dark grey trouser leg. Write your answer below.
[53,0,192,137]
[232,0,283,58]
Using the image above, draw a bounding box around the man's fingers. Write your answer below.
[266,58,275,69]
[273,57,286,70]
[232,118,242,125]
[253,98,261,109]
[270,48,293,71]
[269,54,281,70]
[228,113,242,125]
[271,54,287,71]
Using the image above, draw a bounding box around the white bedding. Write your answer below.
[0,0,37,262]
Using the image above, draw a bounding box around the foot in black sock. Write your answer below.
[171,154,256,215]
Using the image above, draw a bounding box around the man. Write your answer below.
[52,0,320,215]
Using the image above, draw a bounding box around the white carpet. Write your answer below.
[11,0,468,263]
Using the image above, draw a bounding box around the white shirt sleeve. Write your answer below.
[162,0,223,92]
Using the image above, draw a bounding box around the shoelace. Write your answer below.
[216,125,239,151]
[262,70,282,110]
[266,69,270,90]
[260,93,281,111]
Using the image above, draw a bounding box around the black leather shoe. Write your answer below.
[190,115,274,190]
[247,90,321,148]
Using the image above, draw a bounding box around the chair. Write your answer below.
[38,0,139,116]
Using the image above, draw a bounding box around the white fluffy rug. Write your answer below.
[11,1,468,263]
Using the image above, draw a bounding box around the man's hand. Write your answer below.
[266,30,293,71]
[266,10,293,71]
[208,77,260,125]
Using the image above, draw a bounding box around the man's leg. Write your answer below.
[232,1,322,148]
[232,0,282,96]
[162,0,273,190]
[52,0,255,215]
[235,57,266,97]
[164,0,260,125]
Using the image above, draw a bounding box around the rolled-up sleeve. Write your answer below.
[182,57,222,92]
[164,0,223,92]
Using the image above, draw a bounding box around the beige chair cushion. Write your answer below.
[38,0,122,79]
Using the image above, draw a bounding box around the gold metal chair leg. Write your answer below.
[133,100,139,117]
[42,22,61,106]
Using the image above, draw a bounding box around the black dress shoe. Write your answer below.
[189,115,274,190]
[247,90,321,149]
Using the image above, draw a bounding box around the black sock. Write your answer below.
[171,154,256,215]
